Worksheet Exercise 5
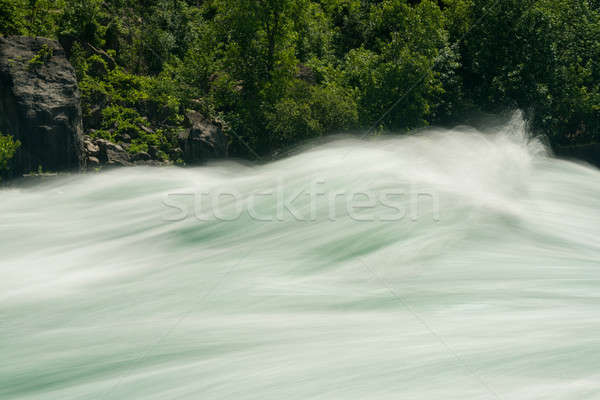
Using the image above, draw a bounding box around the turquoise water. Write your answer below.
[2,115,600,399]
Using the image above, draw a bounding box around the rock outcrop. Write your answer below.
[178,110,229,163]
[81,135,172,168]
[82,136,132,167]
[0,36,84,176]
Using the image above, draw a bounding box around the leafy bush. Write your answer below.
[0,0,26,36]
[0,133,21,179]
[462,0,600,144]
[265,79,358,147]
[27,44,53,70]
[74,52,183,158]
[58,0,104,52]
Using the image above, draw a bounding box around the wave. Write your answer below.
[2,113,600,399]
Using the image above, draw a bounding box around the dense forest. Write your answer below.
[1,0,600,163]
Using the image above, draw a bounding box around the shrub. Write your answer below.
[58,0,104,52]
[265,79,358,146]
[27,44,54,70]
[0,0,26,36]
[0,133,21,179]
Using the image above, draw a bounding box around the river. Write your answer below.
[2,114,600,399]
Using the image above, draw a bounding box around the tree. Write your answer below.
[58,0,103,53]
[343,0,453,130]
[461,0,600,144]
[0,0,26,36]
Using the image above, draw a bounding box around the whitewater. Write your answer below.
[1,114,600,399]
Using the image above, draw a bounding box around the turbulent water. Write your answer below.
[1,114,600,400]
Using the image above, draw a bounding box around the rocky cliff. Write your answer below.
[0,36,83,176]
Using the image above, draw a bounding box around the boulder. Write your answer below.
[87,156,100,166]
[83,138,100,156]
[296,63,316,84]
[0,36,84,176]
[94,139,132,166]
[134,159,167,167]
[179,110,229,163]
[169,147,184,160]
[105,148,131,166]
[132,151,151,162]
[81,135,174,168]
[148,145,160,159]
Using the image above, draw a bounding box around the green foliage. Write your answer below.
[5,0,600,160]
[58,0,103,51]
[27,0,58,37]
[323,0,369,57]
[75,49,182,158]
[0,0,26,36]
[266,80,358,145]
[27,44,53,70]
[462,0,600,144]
[0,133,21,179]
[0,0,62,37]
[339,0,452,131]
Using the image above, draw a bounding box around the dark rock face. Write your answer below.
[85,137,132,167]
[82,135,173,168]
[132,151,151,162]
[179,110,229,163]
[0,36,84,176]
[555,143,600,168]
